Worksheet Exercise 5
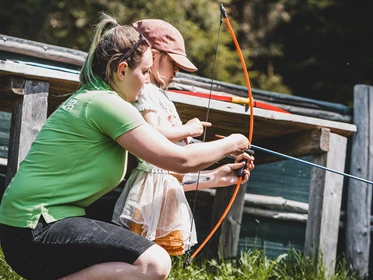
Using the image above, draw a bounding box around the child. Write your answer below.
[112,19,253,256]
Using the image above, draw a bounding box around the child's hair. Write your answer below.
[80,13,150,87]
[152,50,169,89]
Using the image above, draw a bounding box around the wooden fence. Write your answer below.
[346,85,373,279]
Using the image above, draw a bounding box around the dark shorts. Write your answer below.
[0,216,154,280]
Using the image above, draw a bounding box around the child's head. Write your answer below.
[133,19,197,88]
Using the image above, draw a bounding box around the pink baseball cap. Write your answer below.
[133,19,198,72]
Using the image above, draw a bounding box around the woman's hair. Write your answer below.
[80,13,150,87]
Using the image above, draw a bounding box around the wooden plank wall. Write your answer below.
[5,77,49,186]
[305,133,347,276]
[346,85,373,278]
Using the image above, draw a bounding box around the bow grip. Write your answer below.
[236,159,247,179]
[236,149,254,178]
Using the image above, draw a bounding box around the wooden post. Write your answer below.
[345,85,373,279]
[304,132,347,276]
[208,182,247,257]
[5,77,49,187]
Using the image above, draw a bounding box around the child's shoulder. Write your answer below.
[138,84,170,103]
[142,84,161,95]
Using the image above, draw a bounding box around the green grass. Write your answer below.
[0,250,23,280]
[168,249,358,280]
[0,247,358,280]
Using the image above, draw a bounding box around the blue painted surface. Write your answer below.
[0,111,10,159]
[241,158,311,257]
[192,157,311,259]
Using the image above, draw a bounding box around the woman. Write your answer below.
[0,14,252,280]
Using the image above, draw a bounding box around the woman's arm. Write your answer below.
[142,110,211,143]
[116,123,249,174]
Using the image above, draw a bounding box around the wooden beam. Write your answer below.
[171,75,352,123]
[345,85,373,278]
[0,60,79,96]
[0,60,357,140]
[244,193,308,214]
[186,189,309,215]
[304,132,347,276]
[0,75,26,112]
[169,91,357,143]
[0,34,86,66]
[0,60,79,114]
[253,128,330,165]
[5,77,49,187]
[243,207,308,222]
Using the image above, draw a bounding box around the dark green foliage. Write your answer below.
[0,1,371,105]
[268,0,373,105]
[0,0,287,97]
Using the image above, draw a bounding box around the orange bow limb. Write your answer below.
[184,176,243,267]
[184,4,255,268]
[220,4,254,143]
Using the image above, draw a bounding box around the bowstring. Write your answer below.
[185,15,224,259]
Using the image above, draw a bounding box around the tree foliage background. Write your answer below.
[1,0,372,105]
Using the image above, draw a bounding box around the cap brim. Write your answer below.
[168,53,198,72]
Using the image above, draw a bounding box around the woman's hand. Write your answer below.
[225,134,250,156]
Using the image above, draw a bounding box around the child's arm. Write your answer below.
[142,110,211,143]
[182,153,255,192]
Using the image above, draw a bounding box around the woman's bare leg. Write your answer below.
[58,245,171,280]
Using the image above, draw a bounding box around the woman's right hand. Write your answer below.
[226,134,250,156]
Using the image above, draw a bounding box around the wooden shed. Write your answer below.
[0,34,371,277]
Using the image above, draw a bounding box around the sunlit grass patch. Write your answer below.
[168,248,358,280]
[0,246,358,280]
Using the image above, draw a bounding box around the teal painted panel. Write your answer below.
[238,217,306,259]
[247,156,312,203]
[189,157,312,258]
[238,157,312,258]
[0,112,11,159]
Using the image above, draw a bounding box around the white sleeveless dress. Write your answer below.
[112,83,197,255]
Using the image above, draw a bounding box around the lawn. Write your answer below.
[168,249,358,280]
[0,247,358,279]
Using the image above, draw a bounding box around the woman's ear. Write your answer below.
[117,62,128,80]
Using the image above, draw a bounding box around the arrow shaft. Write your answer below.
[251,144,373,185]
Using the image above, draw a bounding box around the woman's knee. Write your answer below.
[135,244,171,279]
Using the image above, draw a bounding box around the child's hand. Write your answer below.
[215,152,255,186]
[184,118,211,137]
